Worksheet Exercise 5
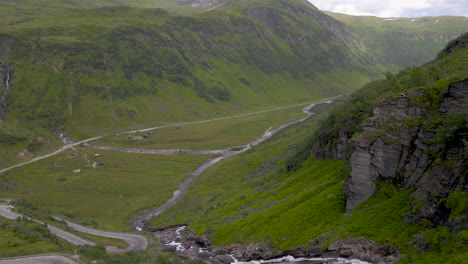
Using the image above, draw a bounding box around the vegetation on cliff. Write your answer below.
[149,33,468,263]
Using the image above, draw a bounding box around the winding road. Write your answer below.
[54,217,148,253]
[0,205,147,252]
[0,205,95,246]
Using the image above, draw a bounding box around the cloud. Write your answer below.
[308,0,468,17]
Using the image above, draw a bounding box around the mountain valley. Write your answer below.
[0,0,467,263]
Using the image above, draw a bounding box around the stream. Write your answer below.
[155,225,372,264]
[0,59,12,120]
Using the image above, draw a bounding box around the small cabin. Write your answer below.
[94,154,101,158]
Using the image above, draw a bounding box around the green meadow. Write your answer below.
[0,148,212,231]
[94,103,312,150]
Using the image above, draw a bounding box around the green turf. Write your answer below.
[0,218,73,257]
[0,148,213,231]
[148,99,468,262]
[94,103,313,150]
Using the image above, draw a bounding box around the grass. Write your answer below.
[0,218,73,257]
[0,148,213,231]
[62,64,369,140]
[147,101,468,262]
[94,103,311,150]
[149,108,348,249]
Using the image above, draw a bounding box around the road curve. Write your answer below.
[0,205,147,252]
[132,98,337,230]
[0,255,81,264]
[0,205,95,246]
[55,217,148,252]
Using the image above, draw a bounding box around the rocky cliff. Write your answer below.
[344,79,467,230]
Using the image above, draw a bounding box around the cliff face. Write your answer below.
[344,80,467,229]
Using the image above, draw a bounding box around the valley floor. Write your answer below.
[0,96,342,261]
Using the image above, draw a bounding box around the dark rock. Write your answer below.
[214,255,235,264]
[161,245,177,252]
[328,237,399,264]
[0,184,12,190]
[320,251,340,258]
[307,247,325,257]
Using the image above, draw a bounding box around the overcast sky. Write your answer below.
[308,0,468,17]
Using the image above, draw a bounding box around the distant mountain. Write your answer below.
[327,12,468,71]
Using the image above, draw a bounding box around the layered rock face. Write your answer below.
[344,80,467,227]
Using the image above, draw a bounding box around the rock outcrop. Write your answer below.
[153,226,399,263]
[344,79,467,227]
[328,238,400,264]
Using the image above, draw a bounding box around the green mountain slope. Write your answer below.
[149,33,468,263]
[0,0,466,171]
[0,0,372,168]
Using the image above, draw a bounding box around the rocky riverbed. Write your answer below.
[152,226,400,264]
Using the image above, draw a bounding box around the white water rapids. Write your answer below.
[162,226,370,264]
[231,255,370,264]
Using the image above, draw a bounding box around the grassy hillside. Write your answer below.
[148,33,468,263]
[0,0,378,169]
[0,0,466,169]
